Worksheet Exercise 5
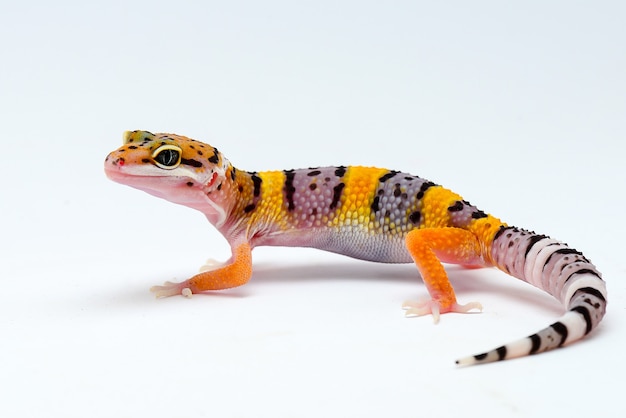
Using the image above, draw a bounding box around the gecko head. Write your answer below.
[104,130,232,225]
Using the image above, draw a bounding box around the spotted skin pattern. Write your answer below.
[105,131,607,366]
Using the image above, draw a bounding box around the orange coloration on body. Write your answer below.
[405,228,483,309]
[467,216,507,265]
[188,243,253,291]
[419,186,462,228]
[150,243,252,297]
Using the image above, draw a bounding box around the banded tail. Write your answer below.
[456,226,607,366]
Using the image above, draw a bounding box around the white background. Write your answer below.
[1,1,625,417]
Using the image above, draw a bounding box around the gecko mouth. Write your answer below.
[104,158,224,223]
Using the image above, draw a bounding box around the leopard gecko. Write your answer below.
[104,130,607,366]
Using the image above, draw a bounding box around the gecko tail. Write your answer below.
[455,298,603,366]
[457,226,607,367]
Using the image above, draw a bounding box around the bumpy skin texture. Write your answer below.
[104,131,607,366]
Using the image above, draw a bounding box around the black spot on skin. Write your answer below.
[409,211,421,224]
[251,174,262,197]
[142,158,150,163]
[238,185,244,193]
[371,196,380,212]
[508,242,514,248]
[471,210,488,219]
[529,334,542,354]
[551,322,568,346]
[573,287,606,303]
[330,183,345,209]
[244,204,256,213]
[308,170,321,177]
[189,145,195,150]
[496,346,507,361]
[542,248,584,270]
[325,177,331,182]
[197,150,203,156]
[524,234,549,257]
[231,167,237,181]
[181,158,203,168]
[493,225,512,240]
[208,153,219,164]
[416,181,435,200]
[284,170,296,211]
[311,208,318,216]
[217,183,222,191]
[379,170,399,183]
[448,201,464,212]
[474,353,488,361]
[377,189,384,196]
[309,183,317,191]
[186,182,193,187]
[335,166,347,177]
[571,306,593,334]
[404,176,413,181]
[393,185,402,197]
[128,145,138,150]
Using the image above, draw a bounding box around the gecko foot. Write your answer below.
[150,281,193,298]
[402,300,483,324]
[198,258,226,272]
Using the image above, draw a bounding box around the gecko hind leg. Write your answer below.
[404,227,484,322]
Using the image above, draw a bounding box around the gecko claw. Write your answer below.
[150,281,193,298]
[402,300,482,323]
[198,258,226,272]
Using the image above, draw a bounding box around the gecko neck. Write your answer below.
[201,165,259,235]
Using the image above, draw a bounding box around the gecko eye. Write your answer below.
[152,145,182,169]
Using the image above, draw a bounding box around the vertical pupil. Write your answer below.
[158,149,179,166]
[164,150,174,165]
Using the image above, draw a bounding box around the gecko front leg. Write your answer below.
[150,243,252,298]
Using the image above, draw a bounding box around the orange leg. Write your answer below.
[150,243,253,298]
[403,228,483,322]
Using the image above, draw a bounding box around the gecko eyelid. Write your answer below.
[152,145,182,169]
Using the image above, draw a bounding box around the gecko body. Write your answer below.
[105,130,607,366]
